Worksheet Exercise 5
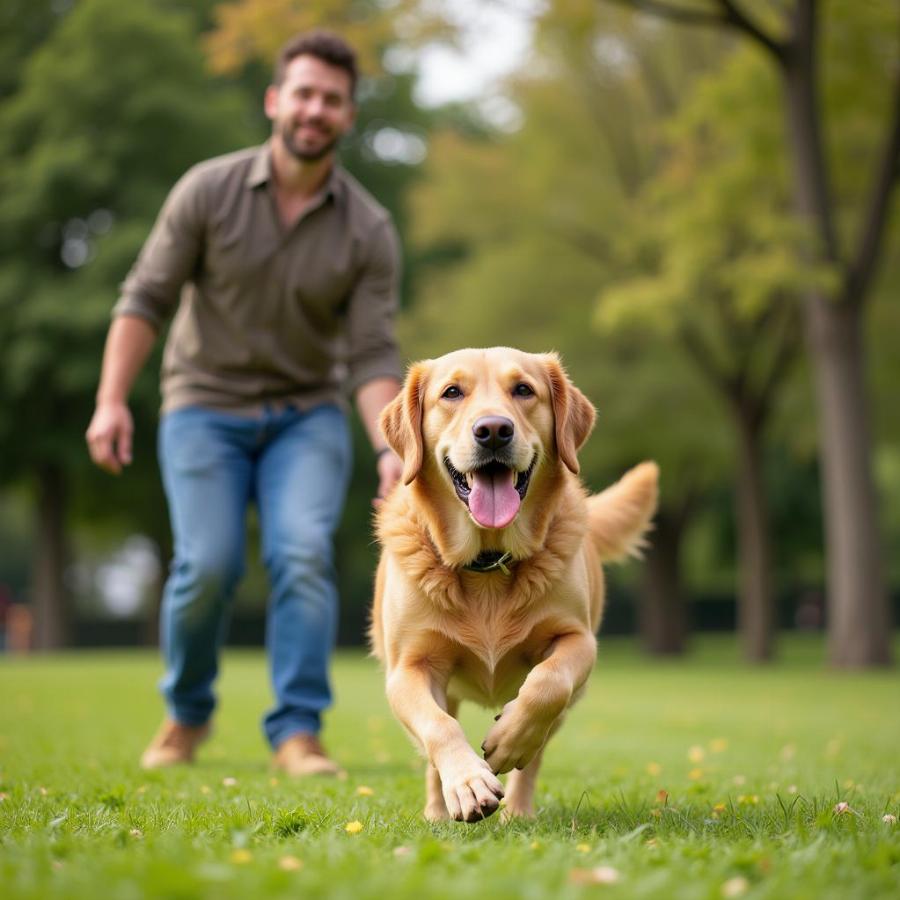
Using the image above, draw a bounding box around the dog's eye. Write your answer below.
[513,383,535,398]
[441,385,463,400]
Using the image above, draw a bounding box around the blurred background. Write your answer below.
[0,0,897,667]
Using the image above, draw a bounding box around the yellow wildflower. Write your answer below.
[721,876,749,897]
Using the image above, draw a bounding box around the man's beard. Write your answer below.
[280,118,341,162]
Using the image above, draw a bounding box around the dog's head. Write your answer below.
[380,348,595,531]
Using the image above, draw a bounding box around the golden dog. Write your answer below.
[371,347,658,822]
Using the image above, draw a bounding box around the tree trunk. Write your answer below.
[781,3,891,667]
[807,299,891,665]
[31,462,70,650]
[733,408,774,662]
[638,507,687,655]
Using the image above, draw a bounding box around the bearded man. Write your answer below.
[86,32,403,776]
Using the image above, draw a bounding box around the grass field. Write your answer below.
[2,636,899,899]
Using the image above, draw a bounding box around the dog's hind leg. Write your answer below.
[502,747,543,820]
[502,715,566,820]
[423,696,460,822]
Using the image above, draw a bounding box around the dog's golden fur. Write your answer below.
[371,347,658,822]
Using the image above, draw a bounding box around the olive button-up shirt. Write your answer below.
[113,144,403,414]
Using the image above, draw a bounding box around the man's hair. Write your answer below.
[273,31,358,97]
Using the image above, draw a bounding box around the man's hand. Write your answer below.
[86,401,134,475]
[86,314,156,475]
[375,449,403,506]
[355,375,403,506]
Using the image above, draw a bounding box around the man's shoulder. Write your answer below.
[180,146,262,191]
[335,166,392,230]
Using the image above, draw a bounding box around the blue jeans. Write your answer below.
[157,403,352,749]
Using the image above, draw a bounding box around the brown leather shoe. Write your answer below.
[139,718,211,770]
[272,733,343,777]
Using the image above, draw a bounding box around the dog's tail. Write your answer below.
[587,461,659,563]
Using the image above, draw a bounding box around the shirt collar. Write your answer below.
[246,142,344,205]
[246,144,272,188]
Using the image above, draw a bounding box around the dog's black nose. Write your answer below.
[473,416,514,450]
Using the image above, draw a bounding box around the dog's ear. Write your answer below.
[543,354,596,475]
[380,362,428,485]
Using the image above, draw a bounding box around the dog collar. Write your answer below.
[463,551,514,575]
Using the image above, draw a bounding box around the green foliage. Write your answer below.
[0,0,255,488]
[821,0,900,241]
[1,640,899,899]
[596,47,835,391]
[0,0,61,101]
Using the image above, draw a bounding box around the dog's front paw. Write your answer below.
[481,700,553,774]
[438,754,505,823]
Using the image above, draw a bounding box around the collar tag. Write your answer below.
[464,550,514,575]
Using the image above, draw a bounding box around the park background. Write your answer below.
[2,3,900,899]
[1,0,899,667]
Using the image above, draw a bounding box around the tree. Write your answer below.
[600,0,899,666]
[0,0,254,648]
[597,45,834,660]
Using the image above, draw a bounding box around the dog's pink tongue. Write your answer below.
[469,469,520,529]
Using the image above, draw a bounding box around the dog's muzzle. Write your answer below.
[445,454,536,529]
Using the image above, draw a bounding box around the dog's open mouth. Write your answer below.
[445,456,536,529]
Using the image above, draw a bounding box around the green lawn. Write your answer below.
[2,636,899,899]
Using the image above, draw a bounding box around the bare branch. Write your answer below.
[843,69,900,310]
[632,43,677,117]
[757,303,802,411]
[601,0,787,64]
[579,74,645,195]
[603,0,728,28]
[746,300,781,347]
[677,322,729,391]
[717,0,788,63]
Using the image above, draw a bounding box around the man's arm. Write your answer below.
[356,375,403,502]
[86,166,206,474]
[85,315,157,475]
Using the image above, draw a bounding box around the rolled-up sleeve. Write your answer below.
[345,217,403,394]
[112,167,206,331]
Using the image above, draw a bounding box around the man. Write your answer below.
[85,31,403,776]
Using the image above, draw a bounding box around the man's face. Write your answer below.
[265,55,355,162]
